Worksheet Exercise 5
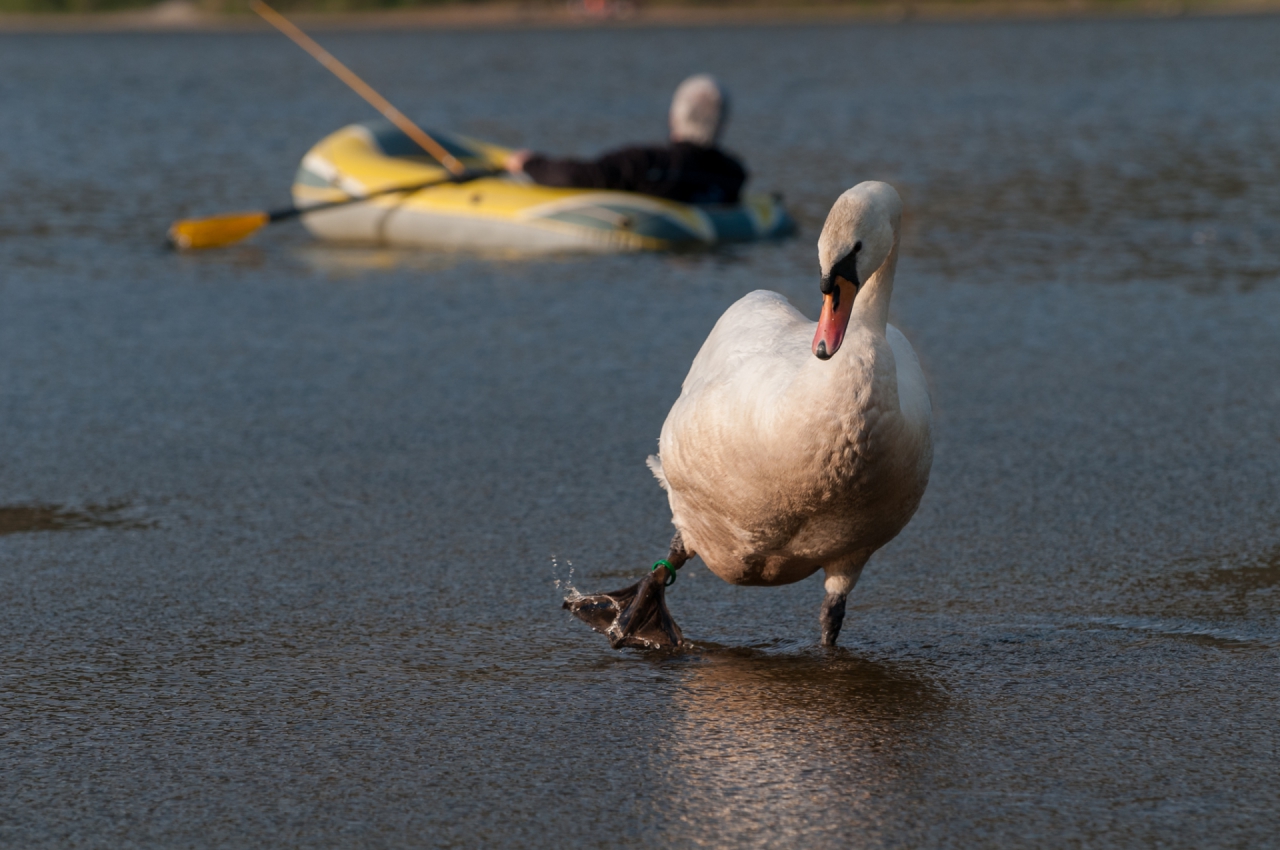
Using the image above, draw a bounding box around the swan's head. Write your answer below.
[813,181,902,359]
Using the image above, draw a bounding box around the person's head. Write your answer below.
[669,74,729,147]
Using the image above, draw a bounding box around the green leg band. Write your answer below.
[652,559,678,587]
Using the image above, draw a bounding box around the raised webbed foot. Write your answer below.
[563,532,690,650]
[564,568,683,649]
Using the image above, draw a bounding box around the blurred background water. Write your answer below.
[1,15,1278,848]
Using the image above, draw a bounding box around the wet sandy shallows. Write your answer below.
[1,16,1278,848]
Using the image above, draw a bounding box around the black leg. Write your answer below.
[819,592,847,647]
[664,530,692,572]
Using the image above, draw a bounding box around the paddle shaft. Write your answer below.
[250,0,467,177]
[269,171,495,222]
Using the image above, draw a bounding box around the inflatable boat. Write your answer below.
[291,121,794,253]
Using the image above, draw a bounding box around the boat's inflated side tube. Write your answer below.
[292,120,794,253]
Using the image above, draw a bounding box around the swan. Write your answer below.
[566,181,932,648]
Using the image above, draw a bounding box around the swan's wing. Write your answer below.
[886,323,932,441]
[656,290,814,552]
[681,290,813,400]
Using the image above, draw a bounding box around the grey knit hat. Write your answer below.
[669,74,729,147]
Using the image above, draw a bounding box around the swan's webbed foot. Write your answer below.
[564,571,683,649]
[819,591,848,647]
[563,532,690,650]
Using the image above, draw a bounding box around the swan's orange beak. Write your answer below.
[813,275,856,360]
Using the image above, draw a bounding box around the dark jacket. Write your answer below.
[522,141,747,205]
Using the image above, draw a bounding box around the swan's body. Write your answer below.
[649,291,931,591]
[567,181,932,647]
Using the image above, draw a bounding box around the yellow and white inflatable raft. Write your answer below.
[292,121,794,253]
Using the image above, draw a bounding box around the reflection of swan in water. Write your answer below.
[672,645,946,725]
[651,647,948,843]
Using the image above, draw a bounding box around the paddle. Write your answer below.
[167,171,495,250]
[168,0,488,250]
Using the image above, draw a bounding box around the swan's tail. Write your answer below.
[646,454,669,491]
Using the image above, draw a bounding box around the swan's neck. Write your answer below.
[798,236,901,440]
[850,236,899,335]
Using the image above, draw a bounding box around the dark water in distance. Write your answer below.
[2,16,1279,848]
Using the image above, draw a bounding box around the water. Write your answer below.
[2,16,1279,848]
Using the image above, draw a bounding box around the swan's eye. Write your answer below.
[853,241,862,254]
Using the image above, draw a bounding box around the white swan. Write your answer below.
[566,181,932,648]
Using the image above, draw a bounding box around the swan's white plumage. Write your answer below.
[649,181,932,597]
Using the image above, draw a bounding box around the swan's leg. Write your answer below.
[820,592,847,647]
[666,530,693,571]
[819,560,866,647]
[563,532,692,649]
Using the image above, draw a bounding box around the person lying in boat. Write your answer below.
[504,74,747,205]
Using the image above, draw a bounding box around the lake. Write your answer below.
[1,14,1278,847]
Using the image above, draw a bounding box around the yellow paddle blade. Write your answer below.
[168,211,271,250]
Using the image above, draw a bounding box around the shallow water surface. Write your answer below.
[1,16,1278,848]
